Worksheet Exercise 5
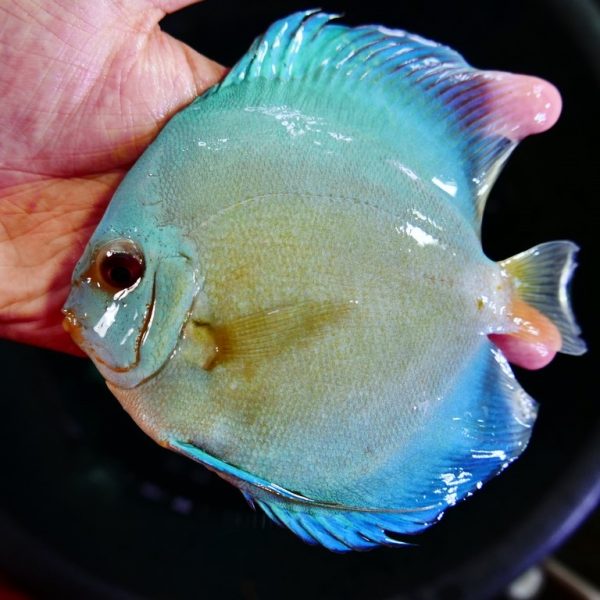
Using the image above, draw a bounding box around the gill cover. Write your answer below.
[63,149,200,389]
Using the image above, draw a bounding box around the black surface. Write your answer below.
[1,1,598,599]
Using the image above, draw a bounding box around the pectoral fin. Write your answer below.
[186,300,355,370]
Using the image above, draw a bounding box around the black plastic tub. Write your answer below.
[1,0,598,598]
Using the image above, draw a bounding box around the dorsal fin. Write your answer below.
[210,11,561,230]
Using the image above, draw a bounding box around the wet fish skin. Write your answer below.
[63,12,585,551]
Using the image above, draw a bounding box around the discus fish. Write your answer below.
[62,12,586,551]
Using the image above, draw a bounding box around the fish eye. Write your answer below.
[94,239,145,292]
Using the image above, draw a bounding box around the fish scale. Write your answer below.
[123,186,489,499]
[64,11,585,550]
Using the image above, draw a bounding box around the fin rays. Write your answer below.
[209,11,562,230]
[189,300,355,370]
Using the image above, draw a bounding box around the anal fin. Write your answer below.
[169,340,538,552]
[169,439,431,552]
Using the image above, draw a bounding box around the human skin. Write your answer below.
[0,0,225,354]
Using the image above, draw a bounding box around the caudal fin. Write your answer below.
[491,241,586,369]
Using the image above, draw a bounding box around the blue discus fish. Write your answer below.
[63,12,586,551]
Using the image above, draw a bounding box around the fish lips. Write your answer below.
[63,254,199,390]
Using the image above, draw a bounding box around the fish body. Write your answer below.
[63,12,586,551]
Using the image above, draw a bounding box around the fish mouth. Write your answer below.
[62,272,157,375]
[62,308,86,348]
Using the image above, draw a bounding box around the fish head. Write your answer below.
[62,155,201,390]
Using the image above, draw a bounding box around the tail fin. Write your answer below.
[501,241,586,355]
[492,241,586,369]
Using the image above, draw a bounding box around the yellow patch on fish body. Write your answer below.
[111,190,499,505]
[186,300,355,371]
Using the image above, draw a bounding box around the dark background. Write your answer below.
[0,0,598,598]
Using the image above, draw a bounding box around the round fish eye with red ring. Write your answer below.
[93,240,145,292]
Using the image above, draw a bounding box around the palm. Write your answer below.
[0,0,225,353]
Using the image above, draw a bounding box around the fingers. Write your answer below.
[149,0,205,14]
[159,33,227,99]
[108,0,207,25]
[5,1,206,39]
[0,171,124,354]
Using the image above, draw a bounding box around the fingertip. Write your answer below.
[484,73,563,141]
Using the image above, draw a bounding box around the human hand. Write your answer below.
[0,0,225,354]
